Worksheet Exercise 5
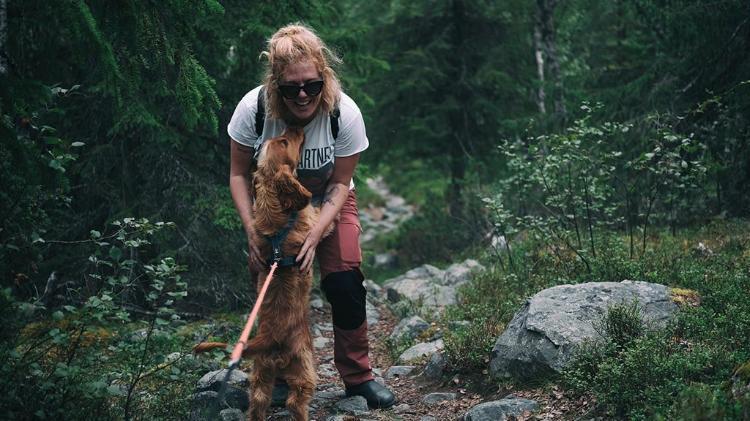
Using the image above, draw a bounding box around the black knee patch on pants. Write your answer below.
[321,270,366,330]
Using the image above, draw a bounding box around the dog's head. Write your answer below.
[255,127,311,211]
[257,126,305,172]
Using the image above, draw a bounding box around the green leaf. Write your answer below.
[109,246,122,261]
[52,310,64,321]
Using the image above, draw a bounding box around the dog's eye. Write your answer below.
[280,139,289,147]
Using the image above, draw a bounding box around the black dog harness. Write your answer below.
[264,211,299,268]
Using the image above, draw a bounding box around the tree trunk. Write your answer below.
[0,0,7,75]
[533,16,546,114]
[536,0,565,118]
[448,0,468,217]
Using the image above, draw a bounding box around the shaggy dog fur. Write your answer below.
[244,126,320,421]
[196,127,326,420]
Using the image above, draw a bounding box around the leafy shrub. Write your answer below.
[0,218,217,420]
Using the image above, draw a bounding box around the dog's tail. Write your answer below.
[192,335,275,357]
[193,341,229,354]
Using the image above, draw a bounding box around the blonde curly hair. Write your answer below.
[261,24,342,121]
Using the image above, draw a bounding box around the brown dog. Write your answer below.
[197,127,323,420]
[245,126,319,421]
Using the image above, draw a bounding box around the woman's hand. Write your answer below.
[246,235,265,273]
[297,228,323,273]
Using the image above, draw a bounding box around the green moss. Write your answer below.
[670,287,701,307]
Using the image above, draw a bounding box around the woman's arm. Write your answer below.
[229,139,264,272]
[296,153,360,272]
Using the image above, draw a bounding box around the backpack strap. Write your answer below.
[255,85,340,140]
[329,107,340,140]
[255,86,266,137]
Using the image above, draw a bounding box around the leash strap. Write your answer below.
[228,261,278,366]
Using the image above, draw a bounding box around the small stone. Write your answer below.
[393,403,411,413]
[313,336,331,349]
[398,339,444,364]
[316,322,333,332]
[463,398,539,421]
[423,351,447,380]
[366,300,380,326]
[219,408,245,421]
[315,388,346,401]
[310,296,326,310]
[334,395,370,415]
[318,363,338,378]
[364,279,383,297]
[385,365,417,379]
[389,315,430,342]
[422,392,457,405]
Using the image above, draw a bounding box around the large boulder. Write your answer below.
[383,260,484,309]
[490,281,679,380]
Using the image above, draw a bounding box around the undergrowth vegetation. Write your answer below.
[0,219,230,419]
[435,220,750,419]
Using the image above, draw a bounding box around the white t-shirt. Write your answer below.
[227,85,369,202]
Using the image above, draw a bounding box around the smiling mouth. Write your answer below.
[295,99,312,107]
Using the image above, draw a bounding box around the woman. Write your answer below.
[227,24,395,409]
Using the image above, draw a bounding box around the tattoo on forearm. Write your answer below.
[323,184,339,207]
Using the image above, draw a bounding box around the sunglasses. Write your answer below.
[277,80,325,100]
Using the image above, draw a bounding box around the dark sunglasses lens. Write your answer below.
[302,80,324,97]
[279,85,301,99]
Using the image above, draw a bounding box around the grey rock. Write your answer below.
[318,362,338,378]
[490,281,679,380]
[195,369,250,410]
[333,395,370,415]
[423,351,447,380]
[189,391,219,421]
[313,336,331,349]
[463,398,539,421]
[189,389,249,419]
[398,339,444,364]
[315,322,333,332]
[219,408,245,421]
[310,296,326,310]
[422,392,457,405]
[373,252,398,269]
[393,403,411,413]
[693,241,714,258]
[383,260,484,309]
[444,259,484,285]
[420,417,438,421]
[385,365,417,379]
[390,315,430,342]
[364,279,383,297]
[314,388,346,402]
[366,300,380,326]
[196,369,249,392]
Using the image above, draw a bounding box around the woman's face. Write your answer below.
[279,59,323,125]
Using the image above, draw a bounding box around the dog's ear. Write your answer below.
[274,164,312,211]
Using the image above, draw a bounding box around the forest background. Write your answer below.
[1,0,749,419]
